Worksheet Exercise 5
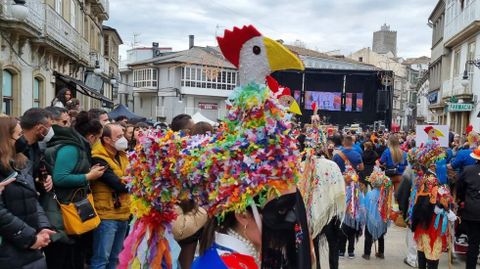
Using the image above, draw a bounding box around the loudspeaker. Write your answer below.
[377,90,388,112]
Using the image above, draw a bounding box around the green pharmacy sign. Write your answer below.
[448,103,474,112]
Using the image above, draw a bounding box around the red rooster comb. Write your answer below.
[266,76,292,97]
[217,25,262,68]
[312,102,317,115]
[424,126,433,134]
[466,124,473,135]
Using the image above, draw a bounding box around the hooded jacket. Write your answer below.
[91,141,130,221]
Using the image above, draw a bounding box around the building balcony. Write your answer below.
[0,0,45,34]
[91,0,109,20]
[180,86,232,98]
[444,0,480,47]
[442,76,473,100]
[0,0,90,63]
[45,5,90,63]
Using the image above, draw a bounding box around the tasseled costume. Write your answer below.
[343,180,365,230]
[411,172,453,260]
[364,170,393,240]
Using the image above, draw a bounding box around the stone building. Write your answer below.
[372,24,397,57]
[0,0,120,116]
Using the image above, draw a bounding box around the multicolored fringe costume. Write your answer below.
[298,127,346,238]
[410,142,455,260]
[364,169,393,240]
[343,166,365,230]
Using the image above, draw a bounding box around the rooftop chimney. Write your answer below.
[189,35,194,49]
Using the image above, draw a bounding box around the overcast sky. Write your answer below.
[108,0,434,60]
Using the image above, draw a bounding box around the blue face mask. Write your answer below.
[435,159,448,185]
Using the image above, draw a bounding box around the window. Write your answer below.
[33,78,41,108]
[70,0,76,28]
[358,57,363,62]
[453,49,461,76]
[55,0,63,14]
[104,37,110,57]
[180,65,237,90]
[2,70,14,115]
[133,68,158,88]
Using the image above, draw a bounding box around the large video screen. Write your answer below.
[346,93,363,112]
[305,91,341,111]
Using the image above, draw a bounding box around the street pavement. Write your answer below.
[319,225,467,269]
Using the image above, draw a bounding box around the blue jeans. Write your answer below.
[90,220,128,269]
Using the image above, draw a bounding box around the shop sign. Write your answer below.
[198,102,218,110]
[447,103,473,112]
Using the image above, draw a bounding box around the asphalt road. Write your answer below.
[318,225,467,269]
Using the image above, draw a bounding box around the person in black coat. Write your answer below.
[457,148,480,269]
[0,117,55,269]
[362,141,378,183]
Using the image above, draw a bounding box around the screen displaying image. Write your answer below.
[305,91,341,111]
[294,90,301,105]
[345,93,363,112]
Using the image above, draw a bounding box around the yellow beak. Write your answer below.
[289,100,302,115]
[434,129,445,137]
[264,37,304,72]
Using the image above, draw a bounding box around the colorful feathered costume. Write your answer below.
[410,142,456,261]
[120,25,310,269]
[364,169,393,240]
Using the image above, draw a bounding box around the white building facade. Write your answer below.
[440,0,480,133]
[0,0,117,116]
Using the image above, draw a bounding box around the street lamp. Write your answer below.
[462,59,480,87]
[93,60,102,75]
[11,0,29,20]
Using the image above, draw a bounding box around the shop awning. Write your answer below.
[54,72,114,109]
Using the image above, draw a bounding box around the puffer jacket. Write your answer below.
[91,141,131,221]
[0,164,51,268]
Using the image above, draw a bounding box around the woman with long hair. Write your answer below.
[0,117,55,269]
[51,88,73,108]
[380,135,407,191]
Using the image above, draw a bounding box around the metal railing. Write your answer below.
[0,0,45,32]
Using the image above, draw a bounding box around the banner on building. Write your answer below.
[415,125,449,147]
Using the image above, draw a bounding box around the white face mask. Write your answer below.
[114,136,128,151]
[42,127,55,143]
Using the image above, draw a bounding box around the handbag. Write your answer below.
[56,187,100,235]
[385,167,398,177]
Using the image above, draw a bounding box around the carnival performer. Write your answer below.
[410,142,456,269]
[362,168,393,260]
[298,116,346,269]
[395,147,420,268]
[189,25,310,269]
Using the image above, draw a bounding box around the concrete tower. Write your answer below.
[372,24,397,56]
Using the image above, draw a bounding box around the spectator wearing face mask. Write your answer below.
[42,111,106,269]
[19,108,55,193]
[0,117,55,269]
[90,123,131,269]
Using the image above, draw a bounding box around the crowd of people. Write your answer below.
[1,98,478,269]
[1,24,480,269]
[0,98,220,269]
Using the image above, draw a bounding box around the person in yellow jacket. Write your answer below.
[90,123,131,269]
